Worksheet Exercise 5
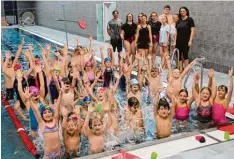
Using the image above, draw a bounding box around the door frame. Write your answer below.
[102,2,116,42]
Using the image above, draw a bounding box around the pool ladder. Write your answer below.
[171,48,180,70]
[183,61,204,90]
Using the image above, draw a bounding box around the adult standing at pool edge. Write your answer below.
[175,7,195,73]
[107,10,123,59]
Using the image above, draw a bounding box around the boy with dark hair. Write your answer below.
[107,9,123,59]
[154,88,175,138]
[159,5,173,25]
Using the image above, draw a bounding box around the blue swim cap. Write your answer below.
[104,57,112,63]
[130,78,139,85]
[83,96,92,103]
[40,105,54,115]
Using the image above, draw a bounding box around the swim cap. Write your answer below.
[85,61,93,67]
[29,86,40,96]
[96,103,103,113]
[35,59,42,65]
[14,64,22,71]
[97,87,106,93]
[130,79,139,85]
[104,57,112,63]
[83,96,92,103]
[40,105,54,114]
[54,66,60,72]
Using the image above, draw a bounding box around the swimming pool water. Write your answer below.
[1,28,234,158]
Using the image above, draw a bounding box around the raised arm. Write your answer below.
[16,70,27,105]
[1,53,4,68]
[210,75,217,103]
[180,59,196,79]
[225,67,233,108]
[54,90,62,122]
[2,51,12,78]
[61,107,68,129]
[208,69,214,89]
[13,38,25,66]
[154,91,160,117]
[192,73,200,106]
[82,111,91,137]
[25,87,43,124]
[165,53,173,80]
[35,65,45,98]
[100,45,105,69]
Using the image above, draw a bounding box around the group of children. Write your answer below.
[1,34,233,158]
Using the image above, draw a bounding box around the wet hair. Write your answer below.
[148,12,158,23]
[62,77,71,85]
[67,112,76,122]
[128,97,140,107]
[3,56,14,62]
[126,13,133,23]
[200,87,212,97]
[157,98,170,110]
[89,112,102,129]
[164,5,171,10]
[179,89,188,97]
[112,10,119,15]
[179,6,190,19]
[218,85,228,93]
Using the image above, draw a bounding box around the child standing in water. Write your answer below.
[154,87,175,138]
[25,87,62,159]
[125,97,144,133]
[209,68,233,125]
[82,106,112,154]
[168,89,194,130]
[193,72,216,129]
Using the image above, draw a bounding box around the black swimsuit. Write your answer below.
[137,25,150,49]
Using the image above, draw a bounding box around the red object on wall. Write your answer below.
[112,151,141,159]
[1,90,40,158]
[78,19,87,29]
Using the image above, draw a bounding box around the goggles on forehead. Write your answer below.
[68,115,78,121]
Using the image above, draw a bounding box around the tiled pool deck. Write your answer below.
[4,25,234,159]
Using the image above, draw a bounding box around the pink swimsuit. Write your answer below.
[212,101,227,124]
[175,105,190,121]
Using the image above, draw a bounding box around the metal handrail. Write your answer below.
[171,48,180,70]
[183,61,204,90]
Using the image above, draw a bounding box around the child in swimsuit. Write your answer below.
[208,68,233,125]
[100,44,115,88]
[61,107,82,158]
[154,88,175,139]
[168,89,194,131]
[83,61,95,84]
[26,88,62,159]
[82,109,112,154]
[125,97,144,133]
[193,72,216,129]
[127,79,142,104]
